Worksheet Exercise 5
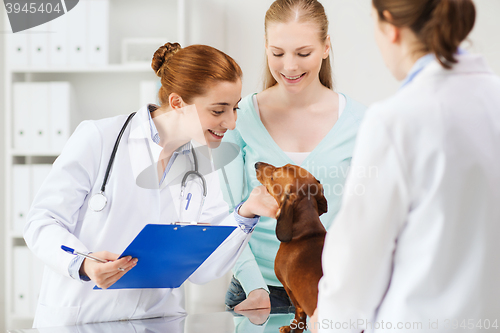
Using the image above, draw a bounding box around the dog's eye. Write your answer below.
[317,180,321,184]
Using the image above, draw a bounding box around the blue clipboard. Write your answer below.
[94,224,236,290]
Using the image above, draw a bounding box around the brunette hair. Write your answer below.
[151,42,243,105]
[263,0,333,90]
[372,0,476,69]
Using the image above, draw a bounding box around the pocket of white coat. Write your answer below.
[35,303,80,328]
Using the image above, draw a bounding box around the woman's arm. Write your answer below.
[218,121,274,307]
[24,121,103,278]
[187,169,251,284]
[188,170,277,285]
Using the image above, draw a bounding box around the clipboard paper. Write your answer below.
[95,224,236,290]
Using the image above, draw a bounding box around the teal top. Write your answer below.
[219,92,366,294]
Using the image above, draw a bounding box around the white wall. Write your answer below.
[466,0,500,72]
[222,0,500,106]
[325,0,398,105]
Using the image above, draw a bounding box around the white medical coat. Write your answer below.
[24,105,251,328]
[317,54,500,332]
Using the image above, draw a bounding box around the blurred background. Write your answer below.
[0,0,499,331]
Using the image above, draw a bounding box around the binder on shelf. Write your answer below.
[13,247,32,317]
[48,14,69,67]
[139,80,159,108]
[121,38,168,65]
[31,165,53,202]
[7,0,110,69]
[6,10,29,68]
[49,82,71,152]
[31,252,45,314]
[7,32,29,69]
[29,24,49,68]
[13,247,45,317]
[98,224,237,290]
[66,0,88,66]
[88,0,109,66]
[30,83,51,152]
[13,83,32,151]
[12,165,31,235]
[13,81,72,153]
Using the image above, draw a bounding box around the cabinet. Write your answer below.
[3,0,185,330]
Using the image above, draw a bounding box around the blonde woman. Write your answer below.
[221,0,366,311]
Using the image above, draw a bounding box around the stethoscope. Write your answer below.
[88,111,208,222]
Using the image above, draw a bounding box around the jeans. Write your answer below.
[225,276,295,312]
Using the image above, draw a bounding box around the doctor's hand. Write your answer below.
[238,185,279,219]
[79,251,138,289]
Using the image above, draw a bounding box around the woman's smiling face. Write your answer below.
[191,79,242,148]
[266,20,330,93]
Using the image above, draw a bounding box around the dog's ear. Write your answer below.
[275,186,296,243]
[316,184,328,216]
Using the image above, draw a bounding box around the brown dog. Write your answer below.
[256,162,327,333]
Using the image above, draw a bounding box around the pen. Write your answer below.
[61,245,126,271]
[185,192,192,210]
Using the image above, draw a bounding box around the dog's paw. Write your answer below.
[279,325,292,333]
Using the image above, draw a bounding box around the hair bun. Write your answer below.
[152,42,182,77]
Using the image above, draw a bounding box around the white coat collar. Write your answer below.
[128,105,159,189]
[417,54,493,81]
[129,104,151,140]
[127,105,212,190]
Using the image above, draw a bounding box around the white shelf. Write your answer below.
[11,151,61,157]
[6,315,34,332]
[3,0,186,330]
[10,232,24,239]
[10,63,152,73]
[9,314,33,321]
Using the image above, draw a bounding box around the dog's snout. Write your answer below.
[255,162,262,170]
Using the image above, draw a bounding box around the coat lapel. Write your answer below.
[128,105,159,189]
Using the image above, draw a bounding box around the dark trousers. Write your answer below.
[225,276,295,311]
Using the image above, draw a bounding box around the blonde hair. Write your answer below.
[263,0,333,90]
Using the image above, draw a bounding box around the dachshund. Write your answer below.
[255,162,327,333]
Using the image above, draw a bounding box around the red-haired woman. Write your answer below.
[314,0,500,331]
[24,43,278,328]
